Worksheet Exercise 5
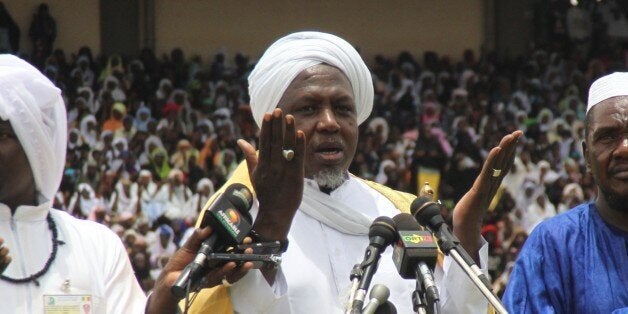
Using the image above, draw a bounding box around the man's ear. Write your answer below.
[582,140,591,172]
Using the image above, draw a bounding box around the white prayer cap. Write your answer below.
[0,54,67,203]
[248,31,374,127]
[587,72,628,113]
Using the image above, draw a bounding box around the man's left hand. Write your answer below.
[452,130,523,262]
[145,227,253,314]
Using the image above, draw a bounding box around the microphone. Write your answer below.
[171,183,254,298]
[362,284,390,314]
[410,196,492,290]
[374,301,397,314]
[391,213,439,305]
[350,216,397,313]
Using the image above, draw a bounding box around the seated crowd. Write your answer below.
[16,36,626,295]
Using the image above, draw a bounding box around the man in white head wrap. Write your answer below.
[504,72,628,312]
[148,32,521,314]
[0,55,146,313]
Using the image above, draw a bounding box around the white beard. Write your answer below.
[312,168,346,190]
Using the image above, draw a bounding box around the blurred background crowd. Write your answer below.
[2,0,628,297]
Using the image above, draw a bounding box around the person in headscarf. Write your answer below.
[134,170,158,218]
[70,55,95,88]
[536,108,554,134]
[155,78,173,102]
[102,102,127,132]
[115,115,136,141]
[170,139,198,174]
[66,96,90,127]
[375,159,397,186]
[98,54,125,84]
[135,106,154,132]
[153,169,192,220]
[139,134,164,167]
[557,182,584,214]
[504,72,628,313]
[78,157,100,192]
[148,224,177,268]
[148,147,171,182]
[522,190,556,234]
[111,178,139,218]
[183,178,215,221]
[100,75,126,103]
[0,55,145,312]
[148,32,522,314]
[67,183,103,218]
[66,128,84,160]
[79,114,99,148]
[77,86,98,114]
[214,148,237,179]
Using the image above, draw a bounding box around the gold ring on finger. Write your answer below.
[492,168,502,177]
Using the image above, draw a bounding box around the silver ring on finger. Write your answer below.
[282,149,295,162]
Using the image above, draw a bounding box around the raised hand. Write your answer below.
[237,108,306,241]
[452,130,523,261]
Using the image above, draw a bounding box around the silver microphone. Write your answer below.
[362,284,390,314]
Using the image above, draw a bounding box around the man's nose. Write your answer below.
[614,136,628,158]
[316,108,340,132]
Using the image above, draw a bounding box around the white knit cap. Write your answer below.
[248,31,374,127]
[0,55,67,203]
[587,72,628,113]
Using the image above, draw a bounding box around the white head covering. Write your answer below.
[0,55,67,203]
[248,31,374,127]
[587,72,628,113]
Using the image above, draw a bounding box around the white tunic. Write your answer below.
[230,177,489,313]
[0,202,146,314]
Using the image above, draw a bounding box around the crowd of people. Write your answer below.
[0,0,626,303]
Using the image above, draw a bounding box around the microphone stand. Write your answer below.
[415,263,440,314]
[346,264,363,313]
[436,224,508,314]
[412,276,428,314]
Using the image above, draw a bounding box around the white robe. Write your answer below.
[229,176,489,313]
[0,202,146,313]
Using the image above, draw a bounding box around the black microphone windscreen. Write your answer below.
[368,216,397,247]
[374,301,397,314]
[391,213,421,231]
[410,196,441,229]
[391,212,438,278]
[224,183,253,214]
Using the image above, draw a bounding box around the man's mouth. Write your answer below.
[610,164,628,180]
[313,143,344,163]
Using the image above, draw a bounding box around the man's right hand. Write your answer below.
[145,227,253,314]
[237,108,306,242]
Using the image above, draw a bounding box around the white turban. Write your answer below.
[587,72,628,113]
[0,55,67,203]
[248,31,374,127]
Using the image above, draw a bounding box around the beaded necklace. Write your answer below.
[0,213,64,286]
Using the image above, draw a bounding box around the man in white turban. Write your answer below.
[504,72,628,313]
[148,31,521,313]
[0,55,146,313]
